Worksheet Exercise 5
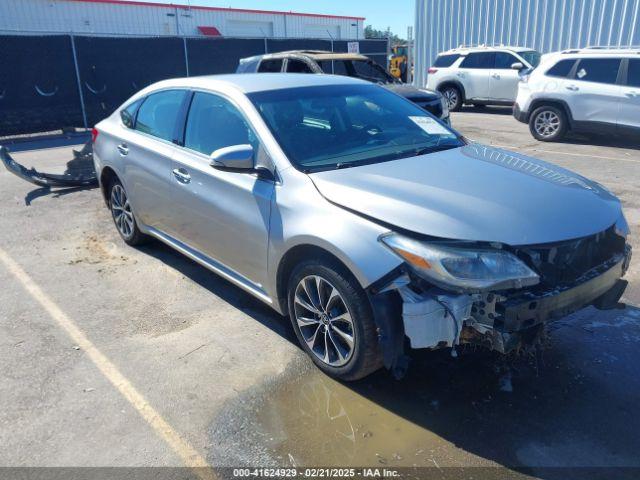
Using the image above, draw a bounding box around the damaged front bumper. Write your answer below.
[370,243,632,367]
[0,143,97,188]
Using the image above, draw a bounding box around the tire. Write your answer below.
[108,178,149,246]
[529,105,568,142]
[441,85,463,112]
[287,257,383,381]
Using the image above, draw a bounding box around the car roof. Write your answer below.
[239,50,370,62]
[556,46,640,56]
[439,45,534,55]
[147,73,369,94]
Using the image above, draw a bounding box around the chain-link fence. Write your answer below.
[0,33,389,136]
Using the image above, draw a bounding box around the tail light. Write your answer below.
[428,67,438,74]
[91,127,99,143]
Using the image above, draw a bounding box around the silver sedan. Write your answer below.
[93,73,631,380]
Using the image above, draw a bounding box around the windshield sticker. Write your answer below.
[409,116,452,135]
[577,68,586,79]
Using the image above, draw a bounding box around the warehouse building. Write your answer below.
[413,0,640,87]
[0,0,364,39]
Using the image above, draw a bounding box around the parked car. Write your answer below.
[93,74,631,381]
[514,47,640,141]
[237,50,450,124]
[426,45,542,111]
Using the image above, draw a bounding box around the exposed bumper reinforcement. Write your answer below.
[0,144,97,188]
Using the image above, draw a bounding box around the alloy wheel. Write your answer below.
[443,88,458,110]
[534,110,561,138]
[110,184,135,239]
[293,275,355,367]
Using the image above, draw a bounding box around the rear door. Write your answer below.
[489,51,522,101]
[564,57,623,126]
[457,52,493,100]
[618,58,640,130]
[120,89,187,230]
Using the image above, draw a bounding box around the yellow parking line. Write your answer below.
[0,246,215,480]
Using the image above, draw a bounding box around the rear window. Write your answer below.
[433,54,460,67]
[626,59,640,87]
[135,90,186,142]
[546,59,576,78]
[574,58,622,84]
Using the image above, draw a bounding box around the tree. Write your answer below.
[364,25,406,45]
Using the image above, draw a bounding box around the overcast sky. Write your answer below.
[119,0,414,37]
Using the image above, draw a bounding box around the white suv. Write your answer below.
[426,46,541,111]
[514,48,640,142]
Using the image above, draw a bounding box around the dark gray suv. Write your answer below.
[237,50,450,124]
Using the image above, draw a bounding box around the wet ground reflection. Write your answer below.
[208,307,640,479]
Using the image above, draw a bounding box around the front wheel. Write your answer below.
[529,105,568,142]
[287,258,383,381]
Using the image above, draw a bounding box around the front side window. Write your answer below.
[626,59,640,87]
[520,50,542,67]
[546,59,576,78]
[258,59,283,73]
[184,92,257,156]
[574,58,622,84]
[433,54,460,67]
[286,59,313,73]
[249,84,462,172]
[460,52,495,69]
[494,52,519,69]
[135,90,186,141]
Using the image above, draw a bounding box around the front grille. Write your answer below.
[514,225,626,288]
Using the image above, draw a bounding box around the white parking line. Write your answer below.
[0,246,215,479]
[490,144,640,163]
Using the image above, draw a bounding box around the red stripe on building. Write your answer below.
[62,0,365,21]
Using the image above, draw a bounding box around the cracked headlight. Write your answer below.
[380,233,539,292]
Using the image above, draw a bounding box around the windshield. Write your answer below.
[520,50,542,67]
[248,84,463,172]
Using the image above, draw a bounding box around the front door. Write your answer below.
[167,91,274,288]
[489,52,522,101]
[457,51,493,100]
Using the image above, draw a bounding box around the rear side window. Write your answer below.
[287,59,313,73]
[135,90,186,141]
[258,59,283,73]
[626,59,640,87]
[494,52,518,69]
[120,99,142,128]
[184,92,256,156]
[460,52,495,69]
[546,59,576,78]
[433,54,460,67]
[574,58,622,84]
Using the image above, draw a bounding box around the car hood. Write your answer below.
[309,144,622,245]
[382,84,440,101]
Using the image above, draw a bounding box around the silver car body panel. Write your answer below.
[93,72,626,330]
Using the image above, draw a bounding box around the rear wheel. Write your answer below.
[441,85,462,111]
[108,178,149,246]
[287,258,382,381]
[529,105,567,142]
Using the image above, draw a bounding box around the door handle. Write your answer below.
[566,85,579,91]
[117,143,129,156]
[172,168,191,184]
[491,73,500,79]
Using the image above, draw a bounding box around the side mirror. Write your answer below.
[210,144,254,170]
[511,62,524,71]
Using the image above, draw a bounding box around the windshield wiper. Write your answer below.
[409,143,459,157]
